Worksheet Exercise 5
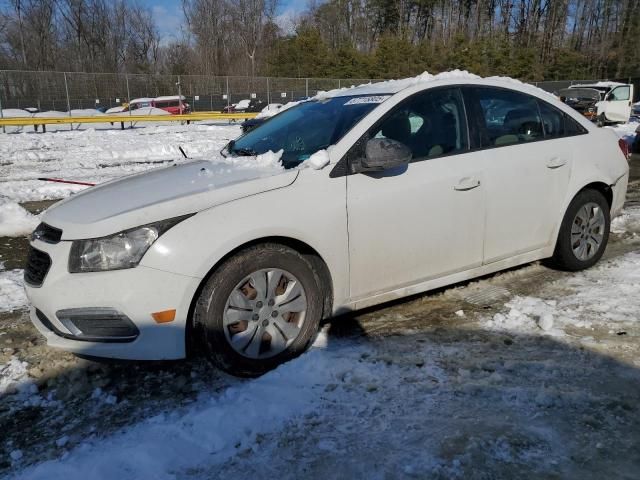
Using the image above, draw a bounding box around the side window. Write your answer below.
[370,88,468,160]
[538,100,565,138]
[475,88,544,147]
[565,114,588,135]
[609,86,630,101]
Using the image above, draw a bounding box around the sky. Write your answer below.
[140,0,309,44]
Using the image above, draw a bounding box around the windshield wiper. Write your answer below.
[233,147,258,156]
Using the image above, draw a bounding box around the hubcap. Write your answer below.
[222,268,307,359]
[571,202,605,261]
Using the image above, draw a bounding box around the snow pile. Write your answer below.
[33,109,106,118]
[302,149,330,170]
[486,296,565,335]
[0,269,28,313]
[0,198,39,237]
[249,149,284,169]
[1,109,33,118]
[611,205,640,235]
[0,357,30,396]
[0,124,241,203]
[105,106,126,114]
[16,342,379,480]
[126,107,171,116]
[484,251,640,337]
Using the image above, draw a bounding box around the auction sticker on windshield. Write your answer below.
[344,96,388,105]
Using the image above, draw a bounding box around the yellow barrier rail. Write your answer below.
[0,111,258,128]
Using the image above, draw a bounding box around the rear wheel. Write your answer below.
[193,244,323,377]
[550,189,610,271]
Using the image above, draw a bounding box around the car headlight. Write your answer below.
[68,215,192,273]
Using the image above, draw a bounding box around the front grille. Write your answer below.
[31,223,62,244]
[24,247,52,286]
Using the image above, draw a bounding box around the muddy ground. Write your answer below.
[1,160,640,477]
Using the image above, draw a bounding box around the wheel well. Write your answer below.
[579,182,613,208]
[185,237,334,356]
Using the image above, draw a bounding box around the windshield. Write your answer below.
[229,95,389,168]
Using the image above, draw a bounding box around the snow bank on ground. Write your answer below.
[15,341,375,480]
[484,251,640,337]
[0,198,39,237]
[1,109,33,118]
[0,270,27,313]
[612,205,640,235]
[126,107,170,116]
[0,357,30,396]
[0,124,241,203]
[33,109,105,118]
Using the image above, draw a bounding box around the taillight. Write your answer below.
[618,138,630,160]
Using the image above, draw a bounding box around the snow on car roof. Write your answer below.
[570,81,626,89]
[129,97,154,104]
[154,95,186,101]
[316,70,555,100]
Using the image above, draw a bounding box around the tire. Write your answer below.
[193,243,324,377]
[596,114,606,128]
[550,189,610,271]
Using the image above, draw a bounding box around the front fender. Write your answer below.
[140,169,350,312]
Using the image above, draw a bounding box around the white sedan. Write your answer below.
[25,75,629,376]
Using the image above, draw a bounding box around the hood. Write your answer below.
[43,160,297,239]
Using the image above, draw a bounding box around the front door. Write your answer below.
[602,85,634,123]
[346,88,485,300]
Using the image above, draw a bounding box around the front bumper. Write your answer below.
[25,239,201,360]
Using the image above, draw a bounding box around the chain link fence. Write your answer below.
[0,70,385,112]
[0,70,636,113]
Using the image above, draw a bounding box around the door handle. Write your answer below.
[454,177,480,191]
[546,157,566,169]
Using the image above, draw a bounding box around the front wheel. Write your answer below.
[193,244,324,377]
[550,189,610,271]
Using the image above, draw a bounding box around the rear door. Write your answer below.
[464,86,574,263]
[603,85,634,123]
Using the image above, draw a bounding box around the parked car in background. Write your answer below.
[560,82,634,125]
[106,96,190,115]
[558,87,601,121]
[153,95,190,115]
[240,103,284,132]
[25,76,629,376]
[222,99,267,114]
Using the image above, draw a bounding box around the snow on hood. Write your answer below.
[43,153,294,239]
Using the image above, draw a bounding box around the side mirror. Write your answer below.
[361,138,412,172]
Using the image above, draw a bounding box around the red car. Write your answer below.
[153,95,190,115]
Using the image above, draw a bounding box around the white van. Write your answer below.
[570,82,635,125]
